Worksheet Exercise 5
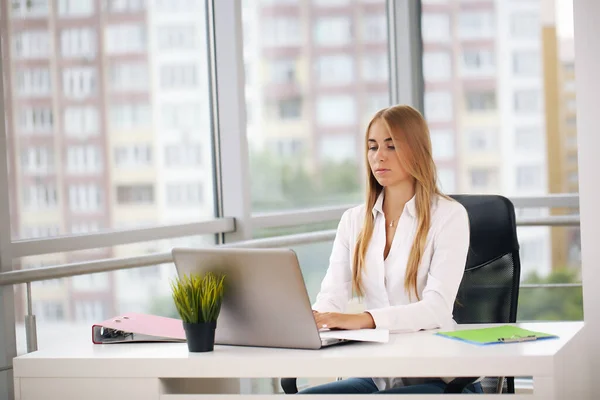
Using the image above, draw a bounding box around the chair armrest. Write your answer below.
[443,377,479,393]
[281,377,299,394]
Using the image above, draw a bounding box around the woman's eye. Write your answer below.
[368,147,377,151]
[387,146,395,150]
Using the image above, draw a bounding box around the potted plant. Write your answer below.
[170,272,226,352]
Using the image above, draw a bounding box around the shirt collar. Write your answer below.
[371,191,417,219]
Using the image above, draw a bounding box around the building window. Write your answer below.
[157,25,197,50]
[33,302,64,322]
[421,14,450,42]
[514,90,540,113]
[276,98,302,120]
[114,145,153,167]
[510,13,539,38]
[423,52,451,81]
[159,64,199,89]
[154,0,202,10]
[437,168,456,193]
[166,183,203,206]
[106,0,146,13]
[21,147,54,174]
[465,90,496,111]
[71,274,109,290]
[468,129,496,151]
[315,55,354,84]
[568,172,578,184]
[319,135,355,162]
[58,0,94,16]
[69,184,102,212]
[16,68,51,97]
[516,165,542,190]
[18,107,53,133]
[11,0,49,17]
[268,139,305,158]
[23,184,58,209]
[316,95,356,126]
[362,53,388,82]
[161,103,203,131]
[21,225,60,239]
[62,67,97,99]
[165,145,202,167]
[75,301,105,322]
[60,28,96,58]
[64,107,98,137]
[269,59,297,84]
[564,80,576,92]
[262,17,301,47]
[470,167,496,189]
[70,221,100,234]
[513,51,540,76]
[110,103,151,130]
[520,238,544,265]
[67,145,102,174]
[110,62,148,91]
[430,129,455,160]
[314,17,352,47]
[366,93,389,116]
[424,91,453,122]
[462,49,495,76]
[458,11,494,39]
[116,184,155,205]
[13,30,50,59]
[362,14,386,43]
[515,127,541,151]
[105,24,146,53]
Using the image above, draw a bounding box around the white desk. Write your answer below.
[13,322,588,399]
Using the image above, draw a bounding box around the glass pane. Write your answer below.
[243,0,391,212]
[13,234,214,355]
[421,0,577,284]
[3,0,215,240]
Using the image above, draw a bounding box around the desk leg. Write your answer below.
[532,376,556,400]
[14,377,20,400]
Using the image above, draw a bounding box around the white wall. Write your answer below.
[574,0,600,394]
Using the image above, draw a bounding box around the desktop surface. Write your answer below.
[14,321,583,379]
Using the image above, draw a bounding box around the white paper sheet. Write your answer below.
[319,328,389,343]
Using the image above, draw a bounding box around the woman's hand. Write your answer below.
[313,311,375,330]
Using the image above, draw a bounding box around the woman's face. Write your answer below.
[367,119,412,187]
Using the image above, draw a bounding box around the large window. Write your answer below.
[244,0,389,211]
[421,1,579,312]
[4,3,215,239]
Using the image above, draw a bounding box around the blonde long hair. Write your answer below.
[352,105,445,300]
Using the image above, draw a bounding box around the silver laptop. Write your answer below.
[171,247,347,349]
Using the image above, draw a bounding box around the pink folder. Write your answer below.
[92,313,186,344]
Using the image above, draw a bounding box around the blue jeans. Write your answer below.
[297,378,483,394]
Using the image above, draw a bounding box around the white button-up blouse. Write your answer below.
[312,192,470,390]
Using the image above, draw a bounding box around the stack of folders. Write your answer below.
[435,325,559,345]
[92,313,186,344]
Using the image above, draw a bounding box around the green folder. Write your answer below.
[435,325,559,345]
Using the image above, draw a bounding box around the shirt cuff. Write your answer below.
[365,308,390,329]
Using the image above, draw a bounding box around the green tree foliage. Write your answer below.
[518,268,583,321]
[249,150,362,212]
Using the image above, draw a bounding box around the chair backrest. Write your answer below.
[450,195,521,324]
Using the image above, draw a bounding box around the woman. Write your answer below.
[299,105,482,394]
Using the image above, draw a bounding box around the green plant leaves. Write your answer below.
[170,272,226,324]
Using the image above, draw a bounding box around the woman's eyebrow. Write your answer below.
[367,138,392,142]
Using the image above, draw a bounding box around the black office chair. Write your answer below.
[281,194,521,395]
